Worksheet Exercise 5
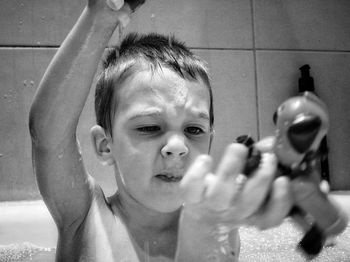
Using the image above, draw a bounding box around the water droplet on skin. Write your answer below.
[220,246,227,255]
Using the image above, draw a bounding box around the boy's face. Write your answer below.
[110,67,212,212]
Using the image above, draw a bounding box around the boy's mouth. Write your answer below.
[155,172,183,183]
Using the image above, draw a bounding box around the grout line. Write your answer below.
[250,0,260,140]
[189,48,350,53]
[0,45,349,54]
[0,45,59,49]
[190,47,350,53]
[190,47,257,51]
[253,48,350,53]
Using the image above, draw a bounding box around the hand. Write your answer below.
[180,137,293,230]
[87,0,145,27]
[106,0,146,12]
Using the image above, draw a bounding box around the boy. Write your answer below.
[29,0,292,261]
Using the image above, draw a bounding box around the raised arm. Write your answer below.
[28,0,131,229]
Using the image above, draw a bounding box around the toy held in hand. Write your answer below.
[237,92,348,257]
[274,91,328,171]
[106,0,145,12]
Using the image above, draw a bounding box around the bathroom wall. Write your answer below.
[0,0,349,201]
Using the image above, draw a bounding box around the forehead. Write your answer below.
[115,67,210,118]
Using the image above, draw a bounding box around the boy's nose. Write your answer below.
[161,134,189,158]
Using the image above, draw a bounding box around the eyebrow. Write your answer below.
[128,108,163,121]
[194,113,210,123]
[189,108,210,121]
[128,108,210,122]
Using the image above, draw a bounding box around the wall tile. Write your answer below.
[256,50,350,189]
[0,48,55,200]
[0,0,85,46]
[123,0,253,49]
[195,50,257,164]
[254,0,350,50]
[0,0,253,49]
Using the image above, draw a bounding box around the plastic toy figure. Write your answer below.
[238,91,348,257]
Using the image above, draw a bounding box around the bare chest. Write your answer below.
[57,200,176,262]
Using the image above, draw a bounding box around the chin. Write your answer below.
[151,199,183,213]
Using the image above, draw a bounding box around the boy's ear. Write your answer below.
[90,125,115,166]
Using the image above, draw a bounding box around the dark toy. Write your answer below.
[237,92,348,257]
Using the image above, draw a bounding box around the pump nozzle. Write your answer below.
[299,64,315,93]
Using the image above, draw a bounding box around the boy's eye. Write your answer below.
[136,125,161,133]
[184,126,204,136]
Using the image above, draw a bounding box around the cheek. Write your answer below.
[191,135,212,154]
[113,140,155,178]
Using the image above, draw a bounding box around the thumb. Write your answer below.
[180,155,212,204]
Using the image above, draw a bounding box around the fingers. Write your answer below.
[254,136,276,153]
[200,143,248,211]
[181,138,293,232]
[216,143,248,180]
[248,176,292,229]
[180,155,212,204]
[240,153,277,212]
[181,141,287,228]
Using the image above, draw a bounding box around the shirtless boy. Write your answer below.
[29,0,293,261]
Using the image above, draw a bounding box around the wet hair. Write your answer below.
[94,32,214,137]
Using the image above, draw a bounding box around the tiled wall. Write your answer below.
[0,0,349,201]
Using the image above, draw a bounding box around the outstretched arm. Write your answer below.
[29,0,132,230]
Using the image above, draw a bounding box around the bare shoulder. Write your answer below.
[56,187,140,262]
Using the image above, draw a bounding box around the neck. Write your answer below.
[108,189,181,233]
[108,189,180,259]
